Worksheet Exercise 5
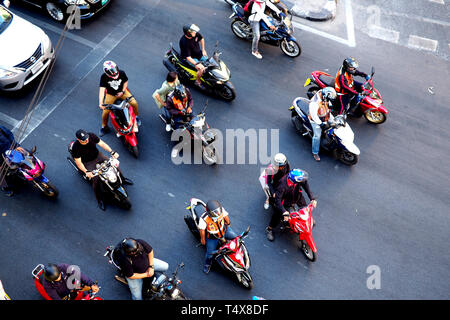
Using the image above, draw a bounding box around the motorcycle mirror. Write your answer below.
[242,226,250,237]
[371,66,375,76]
[180,262,185,268]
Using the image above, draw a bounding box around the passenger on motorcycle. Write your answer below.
[309,87,337,162]
[179,24,208,90]
[165,84,194,129]
[265,169,315,241]
[335,57,370,115]
[42,263,99,300]
[114,238,169,300]
[0,125,25,197]
[259,153,290,209]
[199,200,238,274]
[98,61,140,136]
[71,129,133,211]
[248,0,282,59]
[152,71,181,110]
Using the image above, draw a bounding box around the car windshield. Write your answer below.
[0,6,13,34]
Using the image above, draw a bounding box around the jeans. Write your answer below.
[126,258,169,300]
[204,227,238,267]
[251,21,261,53]
[102,89,139,127]
[310,121,322,155]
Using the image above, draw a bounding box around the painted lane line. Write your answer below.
[367,25,400,44]
[408,35,439,52]
[292,21,354,47]
[429,0,445,4]
[0,112,20,128]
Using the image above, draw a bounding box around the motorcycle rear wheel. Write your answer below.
[280,40,301,58]
[334,149,359,166]
[231,19,251,39]
[130,145,139,158]
[301,241,317,262]
[364,110,387,124]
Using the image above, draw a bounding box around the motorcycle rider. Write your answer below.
[71,129,133,211]
[165,84,194,130]
[113,238,169,300]
[199,200,238,274]
[309,87,337,162]
[265,169,315,241]
[179,24,208,90]
[259,153,290,210]
[248,0,282,59]
[98,61,140,136]
[0,125,25,197]
[335,57,370,115]
[42,263,99,300]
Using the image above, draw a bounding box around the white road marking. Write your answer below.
[408,35,439,52]
[0,112,20,127]
[429,0,445,4]
[367,25,400,44]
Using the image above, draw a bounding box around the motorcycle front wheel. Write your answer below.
[237,272,254,290]
[120,198,132,210]
[215,82,236,101]
[301,241,317,262]
[280,40,302,58]
[36,181,59,198]
[364,110,387,124]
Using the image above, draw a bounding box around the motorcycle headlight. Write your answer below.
[65,0,88,5]
[105,169,117,183]
[370,91,380,100]
[0,67,18,79]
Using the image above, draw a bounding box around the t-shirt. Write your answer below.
[179,33,204,60]
[99,70,129,96]
[115,239,153,278]
[71,133,100,163]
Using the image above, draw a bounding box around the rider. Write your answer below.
[248,0,282,59]
[71,129,133,211]
[199,200,238,274]
[113,238,169,300]
[42,263,99,300]
[265,169,315,241]
[0,125,25,197]
[309,87,337,162]
[334,57,370,115]
[165,84,194,129]
[259,153,290,210]
[179,24,208,90]
[98,60,140,136]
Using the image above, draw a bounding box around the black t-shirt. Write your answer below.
[179,33,203,60]
[99,70,129,96]
[115,239,153,278]
[71,133,100,163]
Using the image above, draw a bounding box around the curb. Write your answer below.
[288,0,337,21]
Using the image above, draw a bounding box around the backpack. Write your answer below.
[243,0,255,16]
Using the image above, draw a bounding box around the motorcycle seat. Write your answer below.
[194,204,206,224]
[319,74,335,88]
[294,97,310,115]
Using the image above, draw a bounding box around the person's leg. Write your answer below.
[310,122,322,161]
[153,258,169,272]
[102,94,116,128]
[251,22,262,58]
[122,89,139,118]
[204,237,218,273]
[126,277,143,300]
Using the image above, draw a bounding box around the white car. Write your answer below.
[0,2,54,91]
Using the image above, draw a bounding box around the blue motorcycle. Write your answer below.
[229,3,301,58]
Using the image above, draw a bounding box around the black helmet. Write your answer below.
[121,238,141,256]
[43,264,61,282]
[183,24,200,36]
[206,200,223,222]
[342,57,359,74]
[173,84,187,100]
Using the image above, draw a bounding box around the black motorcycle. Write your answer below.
[67,143,132,209]
[163,42,236,101]
[104,246,187,300]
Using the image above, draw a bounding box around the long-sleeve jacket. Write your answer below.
[165,88,194,116]
[0,125,17,154]
[335,67,367,95]
[248,0,281,25]
[266,162,290,195]
[274,174,315,213]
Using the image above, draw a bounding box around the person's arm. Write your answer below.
[309,100,322,125]
[99,87,107,110]
[301,180,315,201]
[117,80,128,97]
[154,83,169,107]
[97,140,119,159]
[200,37,207,57]
[354,69,368,79]
[274,187,288,215]
[74,157,92,177]
[224,215,231,227]
[200,229,206,246]
[340,74,359,94]
[146,249,155,278]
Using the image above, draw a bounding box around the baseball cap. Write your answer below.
[76,129,89,141]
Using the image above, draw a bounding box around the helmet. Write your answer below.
[43,264,61,282]
[342,57,359,74]
[121,238,141,256]
[288,169,309,183]
[321,87,337,102]
[173,84,187,101]
[183,24,200,36]
[103,60,119,79]
[272,153,287,167]
[206,200,223,222]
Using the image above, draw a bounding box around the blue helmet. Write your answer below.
[288,169,308,183]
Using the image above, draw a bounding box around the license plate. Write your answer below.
[30,61,44,75]
[102,0,108,5]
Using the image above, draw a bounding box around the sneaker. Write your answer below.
[264,201,270,210]
[165,124,171,132]
[265,227,274,241]
[136,117,142,127]
[99,126,110,137]
[203,264,211,274]
[313,154,321,162]
[252,51,263,59]
[1,187,14,197]
[97,200,106,211]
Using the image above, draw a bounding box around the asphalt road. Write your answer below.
[0,0,449,300]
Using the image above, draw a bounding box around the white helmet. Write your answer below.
[272,153,287,167]
[322,87,337,102]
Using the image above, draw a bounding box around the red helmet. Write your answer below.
[103,60,119,79]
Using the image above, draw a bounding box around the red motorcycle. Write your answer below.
[32,264,102,300]
[285,200,318,262]
[103,96,139,158]
[304,67,388,124]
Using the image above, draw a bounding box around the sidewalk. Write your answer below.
[286,0,337,21]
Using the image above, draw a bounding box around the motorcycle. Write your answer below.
[103,247,188,300]
[0,280,10,300]
[284,201,318,262]
[31,264,102,300]
[304,67,388,124]
[1,146,58,198]
[159,101,219,165]
[289,97,360,165]
[184,198,253,289]
[229,3,301,58]
[163,42,236,101]
[67,147,132,210]
[102,96,140,158]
